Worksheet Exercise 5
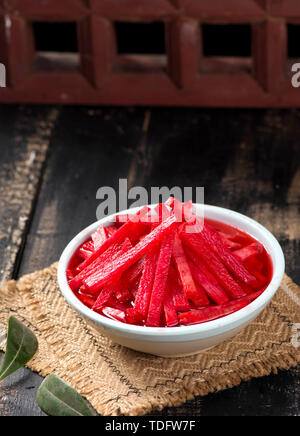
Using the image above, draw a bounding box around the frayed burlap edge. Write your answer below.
[0,264,299,416]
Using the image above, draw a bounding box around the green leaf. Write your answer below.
[36,375,96,416]
[0,316,38,382]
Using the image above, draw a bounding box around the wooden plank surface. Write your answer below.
[18,107,146,274]
[0,105,60,416]
[0,106,299,416]
[0,105,59,284]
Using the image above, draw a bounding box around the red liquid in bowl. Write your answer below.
[67,207,273,328]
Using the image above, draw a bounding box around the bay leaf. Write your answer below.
[36,375,96,416]
[0,316,38,381]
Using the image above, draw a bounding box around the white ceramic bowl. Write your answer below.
[58,204,285,358]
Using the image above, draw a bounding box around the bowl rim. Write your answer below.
[57,204,285,339]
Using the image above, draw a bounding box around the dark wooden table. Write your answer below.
[0,105,299,416]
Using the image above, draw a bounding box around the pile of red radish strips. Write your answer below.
[67,199,272,327]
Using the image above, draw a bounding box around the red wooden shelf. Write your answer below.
[0,0,299,106]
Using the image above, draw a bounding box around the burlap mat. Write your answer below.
[0,263,299,416]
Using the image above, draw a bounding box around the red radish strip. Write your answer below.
[185,247,229,304]
[165,197,175,209]
[195,284,211,308]
[233,243,263,262]
[79,284,89,293]
[218,232,242,250]
[172,284,190,311]
[117,207,152,224]
[82,241,94,251]
[184,200,193,212]
[172,198,194,223]
[164,290,179,327]
[106,226,118,237]
[245,257,264,274]
[122,257,146,287]
[247,290,264,302]
[126,308,140,325]
[218,230,238,240]
[115,215,153,226]
[168,266,190,311]
[115,286,132,303]
[245,257,269,286]
[251,273,267,289]
[169,197,182,211]
[181,232,246,299]
[179,296,253,326]
[76,294,96,308]
[106,295,131,311]
[134,251,158,321]
[233,279,253,295]
[66,269,76,281]
[78,240,94,260]
[146,230,176,327]
[92,226,108,250]
[189,262,229,305]
[84,215,177,293]
[101,238,133,289]
[217,226,250,244]
[199,224,256,285]
[168,263,181,285]
[70,238,132,292]
[128,276,141,299]
[102,307,126,323]
[69,243,122,291]
[93,286,115,312]
[78,247,93,261]
[127,224,152,244]
[173,235,210,307]
[77,206,150,272]
[181,208,205,234]
[154,204,171,223]
[166,197,194,223]
[115,214,132,224]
